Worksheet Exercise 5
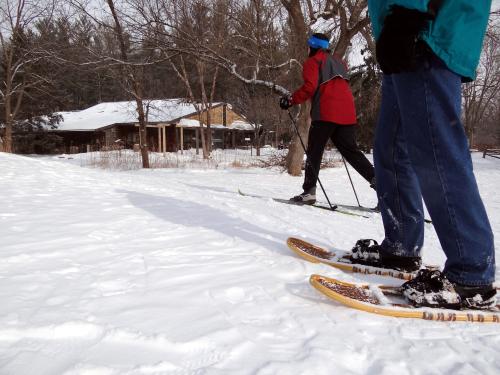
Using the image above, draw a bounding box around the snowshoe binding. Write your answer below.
[402,269,497,310]
[350,239,422,272]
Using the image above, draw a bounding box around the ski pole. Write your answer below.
[341,155,361,207]
[287,110,337,211]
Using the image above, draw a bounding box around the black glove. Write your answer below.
[279,95,293,110]
[376,6,433,74]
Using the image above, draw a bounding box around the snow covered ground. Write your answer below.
[1,151,500,375]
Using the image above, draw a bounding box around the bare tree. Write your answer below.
[233,85,280,156]
[462,16,500,148]
[167,0,227,159]
[169,55,214,158]
[105,0,150,167]
[0,0,58,152]
[66,0,177,167]
[123,0,292,161]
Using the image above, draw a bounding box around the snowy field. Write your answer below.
[1,150,500,375]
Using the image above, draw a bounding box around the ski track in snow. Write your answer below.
[1,152,500,375]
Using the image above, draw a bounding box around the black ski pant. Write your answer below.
[302,121,375,192]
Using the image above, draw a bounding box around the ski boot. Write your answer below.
[290,187,316,205]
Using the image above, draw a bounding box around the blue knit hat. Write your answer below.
[307,33,329,49]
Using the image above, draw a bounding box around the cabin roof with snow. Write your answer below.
[56,99,255,132]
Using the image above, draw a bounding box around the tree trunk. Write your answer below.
[107,0,149,168]
[3,53,13,153]
[285,105,310,175]
[207,126,212,153]
[281,0,309,175]
[206,109,213,154]
[255,130,261,157]
[198,115,209,159]
[3,94,13,153]
[3,119,13,153]
[136,102,150,168]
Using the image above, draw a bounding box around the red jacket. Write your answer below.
[291,50,357,125]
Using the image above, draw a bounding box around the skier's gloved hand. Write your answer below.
[376,5,434,74]
[279,95,293,110]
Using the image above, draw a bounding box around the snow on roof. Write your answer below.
[56,100,221,131]
[228,120,255,131]
[178,118,252,130]
[178,118,200,127]
[210,124,226,129]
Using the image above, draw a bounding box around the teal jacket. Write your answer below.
[368,0,492,80]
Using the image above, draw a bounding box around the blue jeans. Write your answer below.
[374,52,495,286]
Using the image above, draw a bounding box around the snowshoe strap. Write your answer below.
[351,239,380,261]
[462,290,497,309]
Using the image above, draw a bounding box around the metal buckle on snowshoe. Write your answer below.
[463,295,497,310]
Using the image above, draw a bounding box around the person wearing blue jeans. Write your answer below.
[351,0,496,309]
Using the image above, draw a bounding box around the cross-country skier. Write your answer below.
[351,0,496,309]
[279,33,376,205]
